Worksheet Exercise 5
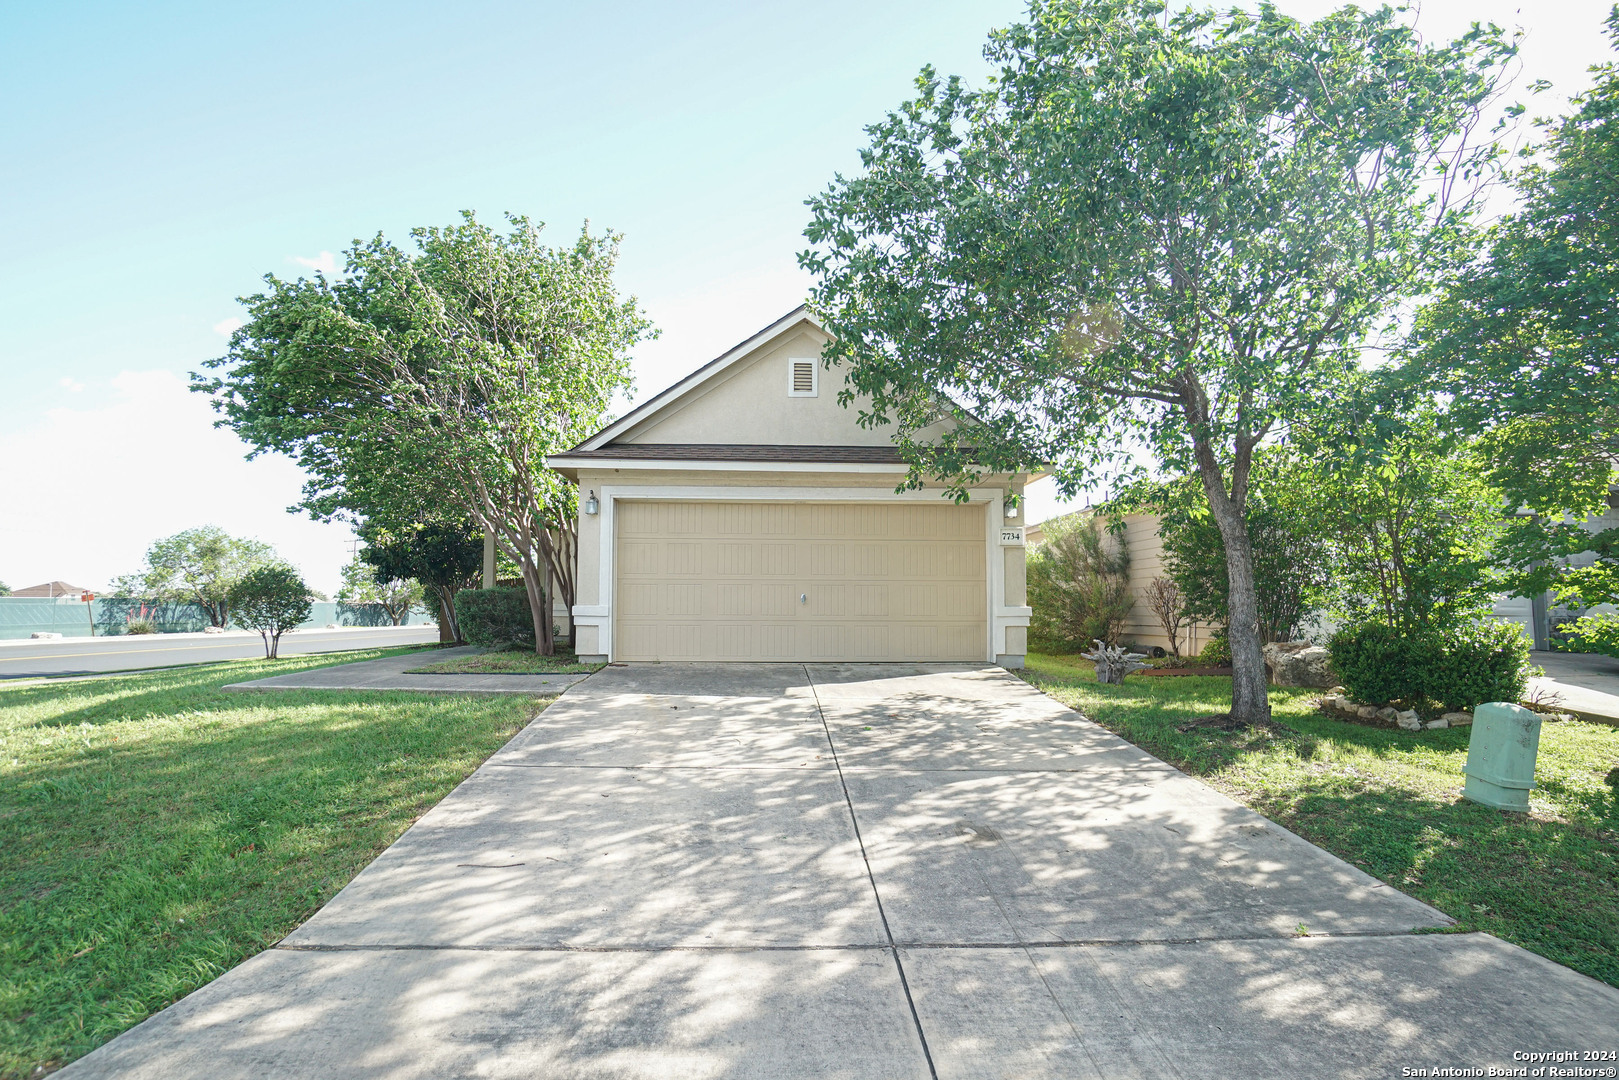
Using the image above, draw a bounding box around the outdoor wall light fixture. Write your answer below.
[1004,499,1019,519]
[584,490,599,516]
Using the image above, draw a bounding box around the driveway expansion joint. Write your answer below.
[805,663,941,1080]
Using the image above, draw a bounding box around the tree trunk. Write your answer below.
[435,587,459,643]
[1198,480,1271,724]
[542,518,578,649]
[518,557,554,655]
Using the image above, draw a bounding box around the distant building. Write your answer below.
[10,581,91,598]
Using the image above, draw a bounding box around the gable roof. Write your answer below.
[11,581,89,598]
[566,305,822,453]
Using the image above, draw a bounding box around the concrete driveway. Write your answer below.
[60,664,1619,1078]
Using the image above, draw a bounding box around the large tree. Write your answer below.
[195,213,650,654]
[111,526,277,627]
[1406,9,1619,580]
[802,0,1513,723]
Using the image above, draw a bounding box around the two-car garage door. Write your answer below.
[614,500,986,662]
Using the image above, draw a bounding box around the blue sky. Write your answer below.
[0,0,1612,594]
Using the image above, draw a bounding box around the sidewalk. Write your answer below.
[222,646,590,696]
[1530,650,1619,725]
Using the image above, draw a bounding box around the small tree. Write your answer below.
[1027,515,1134,651]
[1143,577,1186,660]
[115,526,277,627]
[336,556,421,625]
[1313,421,1504,634]
[0,581,10,597]
[358,518,483,643]
[229,565,314,658]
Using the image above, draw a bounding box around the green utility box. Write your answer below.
[1462,702,1542,812]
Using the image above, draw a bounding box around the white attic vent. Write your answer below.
[788,357,818,397]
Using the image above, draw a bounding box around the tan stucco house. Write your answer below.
[547,306,1034,666]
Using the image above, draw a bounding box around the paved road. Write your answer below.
[59,663,1619,1079]
[0,625,440,679]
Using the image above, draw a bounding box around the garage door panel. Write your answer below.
[615,500,985,662]
[809,544,846,576]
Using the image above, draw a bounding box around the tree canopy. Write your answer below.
[195,212,651,653]
[802,0,1514,722]
[228,564,314,659]
[335,556,422,626]
[111,526,277,627]
[358,517,483,642]
[1407,12,1619,522]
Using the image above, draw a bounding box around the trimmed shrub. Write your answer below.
[454,587,535,649]
[1328,621,1532,711]
[1423,620,1532,711]
[1327,623,1423,704]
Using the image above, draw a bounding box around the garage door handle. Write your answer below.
[800,593,807,604]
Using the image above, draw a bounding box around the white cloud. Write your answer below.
[212,316,244,337]
[290,251,339,275]
[58,377,85,392]
[0,370,354,596]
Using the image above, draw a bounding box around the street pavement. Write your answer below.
[57,663,1619,1079]
[0,625,440,679]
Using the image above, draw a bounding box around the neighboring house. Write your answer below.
[10,581,90,598]
[547,306,1034,665]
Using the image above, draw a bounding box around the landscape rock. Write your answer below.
[1263,642,1336,688]
[204,626,225,635]
[1396,709,1420,725]
[1376,706,1400,723]
[1425,718,1449,729]
[1357,705,1378,720]
[30,631,62,640]
[1441,712,1473,726]
[1398,715,1423,731]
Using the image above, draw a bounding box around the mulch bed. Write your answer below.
[1178,712,1296,736]
[1139,666,1233,677]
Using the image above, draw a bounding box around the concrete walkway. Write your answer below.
[60,664,1619,1078]
[221,646,591,696]
[1531,650,1619,724]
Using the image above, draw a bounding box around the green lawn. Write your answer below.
[0,648,551,1079]
[1019,651,1619,988]
[405,647,602,675]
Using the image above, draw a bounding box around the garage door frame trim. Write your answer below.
[571,484,1030,663]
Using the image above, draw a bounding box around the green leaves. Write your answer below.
[803,0,1512,502]
[227,565,314,656]
[115,527,278,628]
[1406,11,1619,521]
[194,212,652,651]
